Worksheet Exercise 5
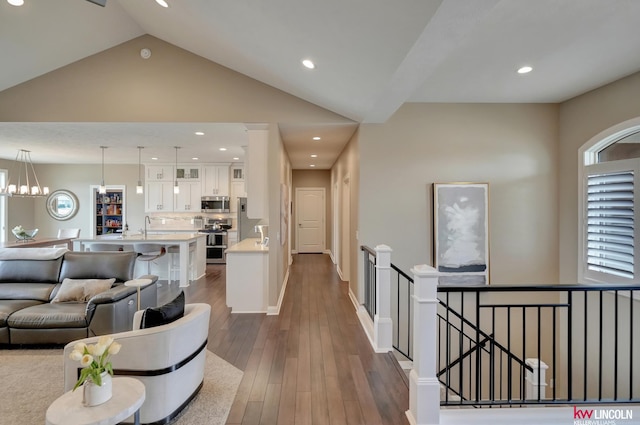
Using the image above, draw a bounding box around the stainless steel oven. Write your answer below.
[200,218,231,264]
[201,231,227,264]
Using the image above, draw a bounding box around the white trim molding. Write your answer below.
[267,267,290,315]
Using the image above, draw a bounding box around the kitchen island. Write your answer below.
[225,238,268,313]
[73,233,206,288]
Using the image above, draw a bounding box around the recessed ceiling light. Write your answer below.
[233,157,240,160]
[151,157,158,161]
[155,0,169,7]
[194,131,204,136]
[517,65,533,74]
[313,136,321,141]
[310,164,316,167]
[7,0,24,5]
[219,147,227,151]
[192,157,199,160]
[311,154,318,158]
[302,59,315,69]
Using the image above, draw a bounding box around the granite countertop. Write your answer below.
[225,238,269,253]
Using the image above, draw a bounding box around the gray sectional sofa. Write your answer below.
[0,248,158,345]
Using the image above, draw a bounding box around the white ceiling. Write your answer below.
[2,0,640,168]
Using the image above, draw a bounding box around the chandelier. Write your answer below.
[0,149,49,197]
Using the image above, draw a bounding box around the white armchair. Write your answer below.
[63,303,211,424]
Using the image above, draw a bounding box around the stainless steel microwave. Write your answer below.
[201,196,230,213]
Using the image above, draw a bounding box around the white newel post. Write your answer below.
[373,244,393,352]
[406,264,440,425]
[525,358,548,401]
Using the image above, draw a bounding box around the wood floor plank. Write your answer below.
[295,391,312,425]
[268,330,289,385]
[226,346,264,424]
[324,375,347,425]
[343,400,365,425]
[241,401,263,425]
[248,336,277,402]
[277,357,298,424]
[259,383,282,425]
[297,314,311,392]
[348,355,383,425]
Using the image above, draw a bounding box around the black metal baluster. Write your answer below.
[584,291,588,401]
[568,290,573,402]
[537,305,541,402]
[598,290,603,401]
[614,290,618,401]
[475,291,480,403]
[507,305,512,403]
[522,306,526,402]
[552,304,557,401]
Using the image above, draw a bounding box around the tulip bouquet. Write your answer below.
[69,335,121,391]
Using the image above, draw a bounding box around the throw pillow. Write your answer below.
[51,278,115,303]
[141,291,185,329]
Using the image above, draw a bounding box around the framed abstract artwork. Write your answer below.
[433,182,489,285]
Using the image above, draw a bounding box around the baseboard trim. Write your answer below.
[292,249,298,254]
[348,286,359,312]
[267,267,290,315]
[349,286,390,353]
[337,265,345,281]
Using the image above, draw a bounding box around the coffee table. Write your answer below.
[45,377,145,425]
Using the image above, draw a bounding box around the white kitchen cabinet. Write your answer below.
[146,165,174,182]
[175,181,202,212]
[176,165,201,181]
[229,181,246,213]
[202,165,230,196]
[231,164,244,181]
[227,230,238,247]
[145,181,174,212]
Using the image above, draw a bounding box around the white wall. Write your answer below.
[558,71,640,284]
[359,103,560,284]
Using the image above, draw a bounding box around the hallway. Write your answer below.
[181,253,410,425]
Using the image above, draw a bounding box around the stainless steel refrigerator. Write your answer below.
[237,197,261,242]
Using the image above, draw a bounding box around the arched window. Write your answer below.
[579,118,640,284]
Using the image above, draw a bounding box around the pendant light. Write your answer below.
[99,146,107,195]
[0,149,49,197]
[173,146,180,194]
[136,146,144,195]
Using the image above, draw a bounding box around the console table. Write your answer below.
[45,377,145,425]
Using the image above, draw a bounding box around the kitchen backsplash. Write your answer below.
[146,212,236,231]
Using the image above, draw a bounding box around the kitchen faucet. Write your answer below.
[144,216,151,238]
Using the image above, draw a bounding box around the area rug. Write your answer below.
[0,348,242,425]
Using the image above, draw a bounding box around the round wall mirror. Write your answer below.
[46,190,79,221]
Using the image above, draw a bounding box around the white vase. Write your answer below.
[82,371,113,406]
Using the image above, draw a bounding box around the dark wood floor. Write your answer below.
[163,253,409,425]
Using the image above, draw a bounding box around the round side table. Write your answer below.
[46,377,145,425]
[124,278,152,310]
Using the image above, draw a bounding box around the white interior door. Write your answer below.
[296,187,325,253]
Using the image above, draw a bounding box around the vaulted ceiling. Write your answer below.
[2,0,640,168]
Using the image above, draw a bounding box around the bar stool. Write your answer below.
[166,243,196,286]
[133,243,167,276]
[88,243,123,252]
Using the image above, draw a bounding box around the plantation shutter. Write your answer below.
[586,170,634,279]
